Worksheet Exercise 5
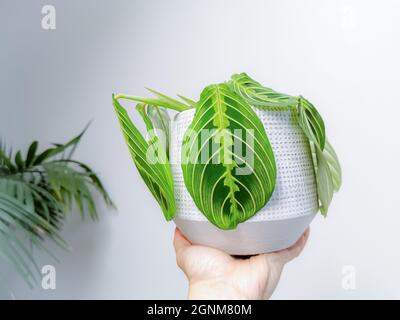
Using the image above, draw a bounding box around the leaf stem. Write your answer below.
[114,94,193,112]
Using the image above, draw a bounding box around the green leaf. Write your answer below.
[31,148,53,166]
[145,87,193,112]
[146,105,170,155]
[41,162,98,220]
[0,220,41,280]
[0,193,66,245]
[297,96,326,150]
[136,104,170,167]
[32,124,89,165]
[114,89,193,112]
[15,151,24,170]
[25,141,38,168]
[177,94,197,107]
[0,141,16,173]
[181,83,276,230]
[0,228,37,287]
[314,145,334,216]
[55,159,115,208]
[229,73,298,110]
[113,95,176,220]
[322,140,342,192]
[0,190,66,287]
[0,125,113,287]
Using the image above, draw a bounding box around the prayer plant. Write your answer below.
[113,73,341,230]
[0,127,114,287]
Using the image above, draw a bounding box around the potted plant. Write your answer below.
[113,73,341,255]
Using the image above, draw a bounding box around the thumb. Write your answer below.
[173,228,191,267]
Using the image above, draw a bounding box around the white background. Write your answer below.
[1,0,400,299]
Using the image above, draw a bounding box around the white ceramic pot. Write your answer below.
[170,108,318,255]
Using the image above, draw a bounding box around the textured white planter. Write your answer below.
[170,108,318,255]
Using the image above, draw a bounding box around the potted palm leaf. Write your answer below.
[113,73,341,255]
[0,127,114,286]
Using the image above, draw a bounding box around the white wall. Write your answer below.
[1,0,400,299]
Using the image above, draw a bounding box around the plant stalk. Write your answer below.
[114,94,193,112]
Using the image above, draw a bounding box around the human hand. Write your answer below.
[173,227,310,300]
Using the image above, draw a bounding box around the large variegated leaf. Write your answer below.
[113,96,176,220]
[181,83,276,230]
[229,73,298,109]
[297,96,326,150]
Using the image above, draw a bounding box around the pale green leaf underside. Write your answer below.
[314,146,334,216]
[323,141,342,192]
[311,140,341,215]
[113,96,176,220]
[181,83,276,230]
[146,105,171,155]
[297,96,326,150]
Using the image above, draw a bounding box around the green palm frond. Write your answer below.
[0,126,114,287]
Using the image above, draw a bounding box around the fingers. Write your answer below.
[173,228,191,268]
[274,227,310,264]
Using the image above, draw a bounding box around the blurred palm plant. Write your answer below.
[0,126,114,287]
